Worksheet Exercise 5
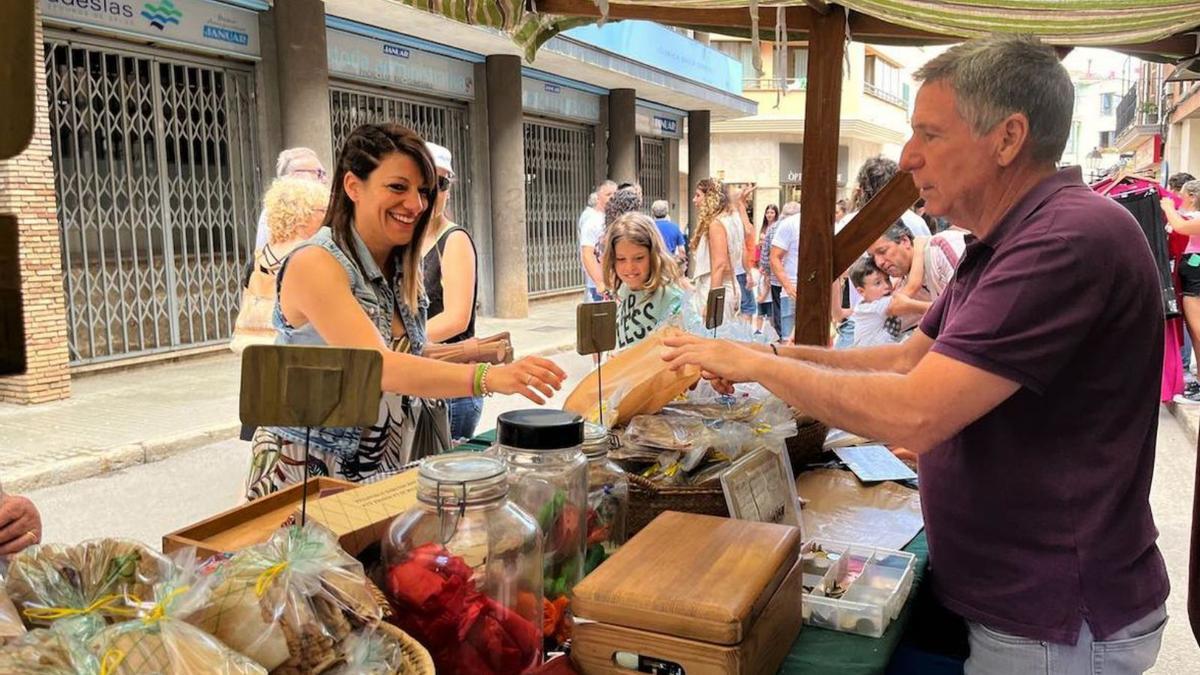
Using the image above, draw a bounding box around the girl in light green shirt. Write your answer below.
[602,213,688,349]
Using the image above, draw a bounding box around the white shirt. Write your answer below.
[579,208,605,289]
[900,210,931,238]
[770,214,801,283]
[851,296,898,347]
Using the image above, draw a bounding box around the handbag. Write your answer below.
[408,396,451,461]
[423,332,514,364]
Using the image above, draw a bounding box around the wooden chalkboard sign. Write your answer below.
[239,345,382,428]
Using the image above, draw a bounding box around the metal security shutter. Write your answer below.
[44,38,260,365]
[637,136,669,208]
[329,85,472,232]
[524,119,594,296]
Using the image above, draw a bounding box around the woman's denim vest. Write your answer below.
[266,227,426,458]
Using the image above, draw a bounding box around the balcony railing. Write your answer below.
[743,76,806,92]
[1115,83,1162,141]
[864,82,906,108]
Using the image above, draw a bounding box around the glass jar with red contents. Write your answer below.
[582,423,628,576]
[492,410,588,607]
[382,453,543,674]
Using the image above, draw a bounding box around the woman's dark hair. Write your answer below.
[324,123,438,311]
[852,156,900,211]
[760,203,779,230]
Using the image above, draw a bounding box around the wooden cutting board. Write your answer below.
[572,511,802,645]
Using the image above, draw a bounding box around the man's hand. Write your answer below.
[0,495,42,555]
[662,334,766,392]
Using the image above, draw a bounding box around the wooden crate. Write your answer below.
[162,477,357,558]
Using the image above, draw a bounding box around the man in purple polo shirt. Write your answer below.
[662,34,1168,674]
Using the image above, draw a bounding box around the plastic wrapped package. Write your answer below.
[189,523,382,674]
[5,540,172,643]
[89,551,266,675]
[328,627,410,675]
[0,622,99,674]
[0,585,25,642]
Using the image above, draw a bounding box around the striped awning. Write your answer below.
[386,1,1200,60]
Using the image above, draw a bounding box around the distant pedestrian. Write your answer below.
[651,199,687,272]
[580,180,617,300]
[232,176,329,354]
[420,142,482,439]
[844,156,931,238]
[689,178,738,320]
[754,204,780,334]
[254,147,328,248]
[763,202,799,336]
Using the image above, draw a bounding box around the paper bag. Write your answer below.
[563,325,700,427]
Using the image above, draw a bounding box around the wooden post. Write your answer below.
[793,8,846,346]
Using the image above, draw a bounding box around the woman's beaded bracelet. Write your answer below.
[474,363,494,397]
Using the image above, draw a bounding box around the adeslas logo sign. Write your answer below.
[46,0,135,19]
[141,0,182,30]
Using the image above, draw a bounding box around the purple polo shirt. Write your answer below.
[918,167,1169,644]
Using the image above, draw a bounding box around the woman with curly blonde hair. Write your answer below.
[689,177,738,318]
[231,176,329,353]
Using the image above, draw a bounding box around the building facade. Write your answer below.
[705,37,931,224]
[4,0,752,403]
[1114,60,1167,178]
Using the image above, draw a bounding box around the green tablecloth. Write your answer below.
[464,429,930,674]
[781,531,930,674]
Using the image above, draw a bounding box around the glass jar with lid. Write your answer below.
[582,423,629,575]
[493,410,588,604]
[381,453,542,675]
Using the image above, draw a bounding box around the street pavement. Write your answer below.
[22,375,1200,672]
[0,295,581,493]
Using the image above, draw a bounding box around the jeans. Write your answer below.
[770,285,783,335]
[834,318,855,349]
[585,286,603,302]
[447,395,483,441]
[736,273,756,316]
[779,294,796,341]
[965,605,1166,675]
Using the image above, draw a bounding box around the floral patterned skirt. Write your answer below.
[245,394,418,500]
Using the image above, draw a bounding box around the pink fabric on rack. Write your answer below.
[1091,176,1185,401]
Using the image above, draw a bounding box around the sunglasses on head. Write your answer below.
[436,175,454,191]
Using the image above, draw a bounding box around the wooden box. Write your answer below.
[571,511,804,675]
[162,477,357,558]
[301,469,419,556]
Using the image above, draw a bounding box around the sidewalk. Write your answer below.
[0,296,580,493]
[1169,401,1199,447]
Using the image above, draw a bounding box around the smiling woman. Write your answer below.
[245,123,566,498]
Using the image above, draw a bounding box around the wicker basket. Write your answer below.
[624,416,829,537]
[626,472,729,537]
[786,416,829,469]
[377,622,436,674]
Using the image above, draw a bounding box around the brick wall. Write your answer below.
[0,7,70,404]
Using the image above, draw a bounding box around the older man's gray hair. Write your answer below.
[780,201,802,218]
[587,192,598,208]
[275,147,321,178]
[651,200,670,218]
[914,34,1073,164]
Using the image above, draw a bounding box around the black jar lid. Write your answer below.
[497,410,584,451]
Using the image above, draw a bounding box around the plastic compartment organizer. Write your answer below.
[800,539,916,638]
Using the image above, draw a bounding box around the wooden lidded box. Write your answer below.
[571,511,804,675]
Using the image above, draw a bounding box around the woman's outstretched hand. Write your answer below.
[487,356,568,405]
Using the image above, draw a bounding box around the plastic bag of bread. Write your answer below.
[564,324,700,426]
[328,627,413,675]
[0,585,26,643]
[5,539,172,642]
[0,622,98,674]
[88,551,265,675]
[189,523,382,674]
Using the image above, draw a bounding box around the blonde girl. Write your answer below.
[603,212,687,348]
[689,178,739,318]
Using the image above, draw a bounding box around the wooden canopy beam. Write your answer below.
[832,173,921,279]
[805,0,830,15]
[793,7,845,347]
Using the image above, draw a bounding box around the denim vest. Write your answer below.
[266,227,427,458]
